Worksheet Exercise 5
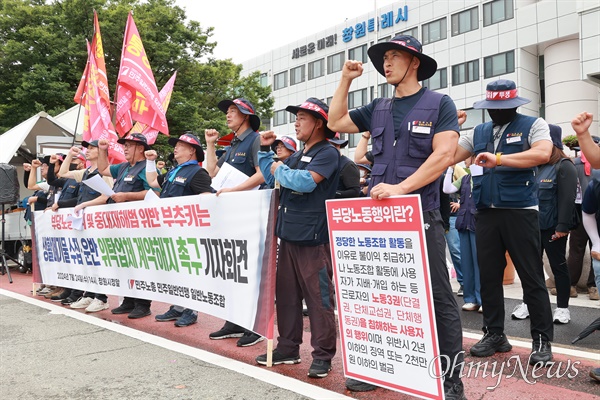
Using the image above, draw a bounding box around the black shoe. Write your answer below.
[60,296,78,306]
[237,332,264,347]
[457,285,464,296]
[155,305,183,322]
[470,331,512,357]
[209,324,245,340]
[111,303,135,314]
[256,350,301,366]
[345,378,377,392]
[51,291,71,302]
[307,359,332,378]
[445,382,466,400]
[529,338,552,366]
[128,306,151,319]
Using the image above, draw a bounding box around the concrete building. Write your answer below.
[242,0,600,157]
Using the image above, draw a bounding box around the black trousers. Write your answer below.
[476,209,553,341]
[423,210,464,385]
[540,228,570,308]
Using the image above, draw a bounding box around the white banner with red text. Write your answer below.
[33,190,277,338]
[326,195,443,400]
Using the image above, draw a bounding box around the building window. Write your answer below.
[326,96,333,106]
[348,88,368,109]
[378,83,394,98]
[377,35,391,43]
[422,18,447,45]
[273,110,287,126]
[461,108,485,130]
[327,52,345,74]
[290,65,305,85]
[451,7,478,36]
[484,50,514,78]
[452,59,479,85]
[397,27,418,39]
[289,113,296,123]
[348,133,360,149]
[483,0,514,27]
[273,71,287,90]
[349,44,368,63]
[308,59,324,80]
[422,68,448,90]
[259,73,269,87]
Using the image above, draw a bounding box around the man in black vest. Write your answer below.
[97,133,156,319]
[255,97,339,379]
[328,133,360,199]
[452,79,554,366]
[204,98,265,346]
[145,132,212,327]
[328,35,465,398]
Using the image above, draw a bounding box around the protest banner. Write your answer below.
[326,195,443,400]
[33,190,277,338]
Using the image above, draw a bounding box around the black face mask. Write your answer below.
[487,108,517,126]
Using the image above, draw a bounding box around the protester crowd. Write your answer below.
[23,34,600,398]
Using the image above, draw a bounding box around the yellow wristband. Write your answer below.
[496,152,502,166]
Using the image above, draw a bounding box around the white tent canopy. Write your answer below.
[0,106,82,164]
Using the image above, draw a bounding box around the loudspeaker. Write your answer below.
[0,163,20,205]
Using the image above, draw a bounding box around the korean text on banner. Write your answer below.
[326,195,443,400]
[33,190,277,338]
[115,12,168,137]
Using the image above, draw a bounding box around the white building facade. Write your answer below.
[242,0,600,155]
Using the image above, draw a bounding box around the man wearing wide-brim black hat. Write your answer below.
[328,34,466,398]
[452,79,555,368]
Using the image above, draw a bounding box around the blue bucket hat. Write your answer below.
[473,79,531,110]
[117,133,151,151]
[367,34,438,81]
[286,97,336,139]
[168,132,205,162]
[218,98,261,131]
[548,124,563,150]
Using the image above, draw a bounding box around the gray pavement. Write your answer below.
[0,292,348,400]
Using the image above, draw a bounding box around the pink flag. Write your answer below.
[129,71,176,144]
[115,12,168,136]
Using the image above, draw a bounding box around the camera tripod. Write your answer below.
[0,203,19,283]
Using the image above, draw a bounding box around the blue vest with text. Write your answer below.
[112,161,147,194]
[224,132,259,178]
[471,114,537,209]
[455,174,476,232]
[60,178,80,202]
[160,164,202,198]
[368,89,443,211]
[77,169,102,204]
[276,141,340,246]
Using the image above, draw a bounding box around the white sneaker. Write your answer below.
[511,302,530,320]
[553,307,570,324]
[462,303,480,311]
[85,298,109,313]
[70,297,94,309]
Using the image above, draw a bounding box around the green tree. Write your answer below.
[0,0,273,160]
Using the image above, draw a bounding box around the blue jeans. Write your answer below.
[445,216,463,285]
[593,259,600,290]
[459,230,481,305]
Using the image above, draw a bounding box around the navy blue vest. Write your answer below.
[112,160,147,194]
[60,178,80,202]
[160,164,202,198]
[455,174,476,232]
[368,90,444,212]
[77,168,102,204]
[471,114,537,209]
[224,131,259,178]
[276,140,340,246]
